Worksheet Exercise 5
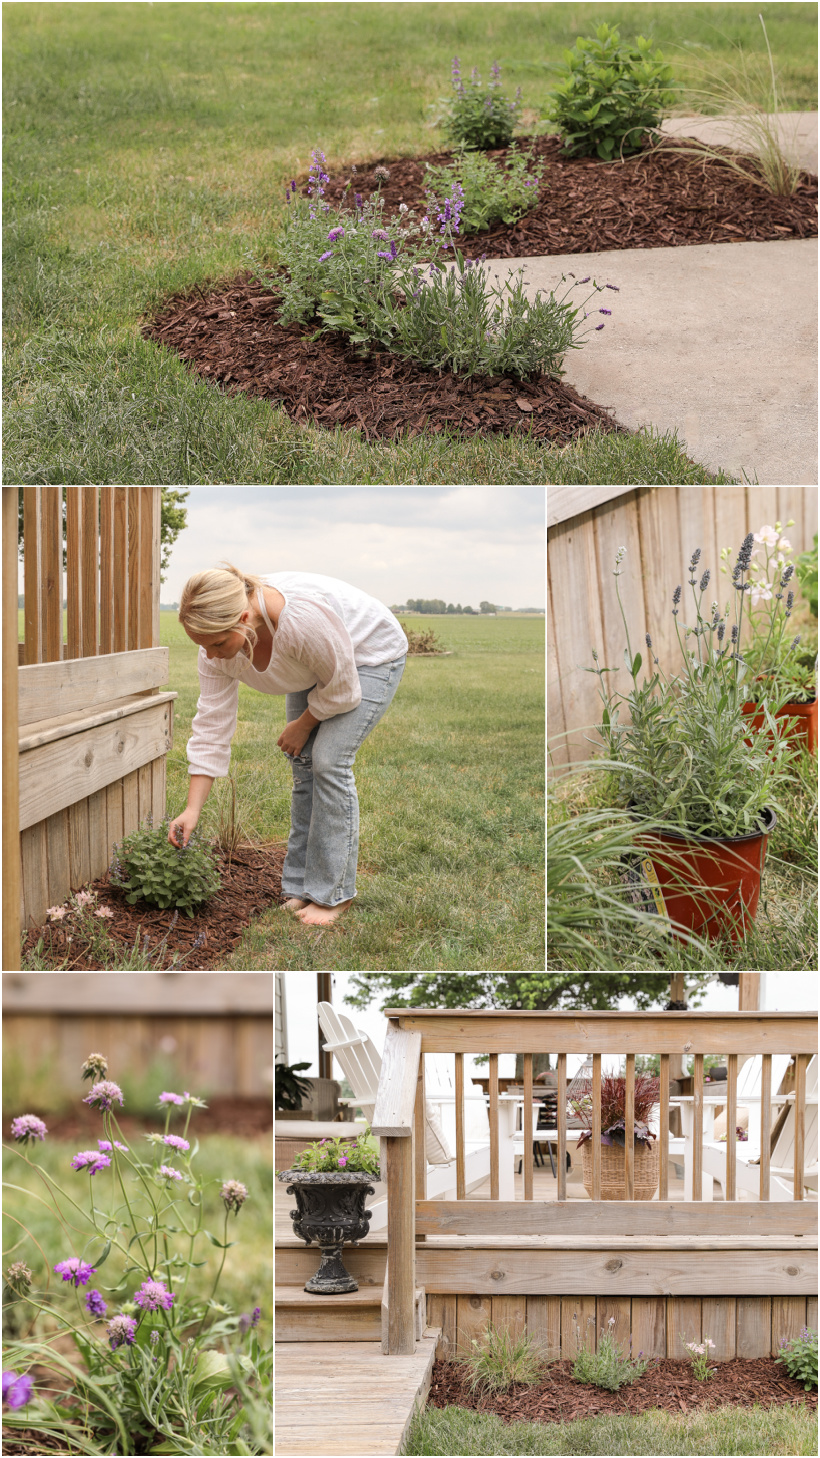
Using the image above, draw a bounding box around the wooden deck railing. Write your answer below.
[371,1011,817,1354]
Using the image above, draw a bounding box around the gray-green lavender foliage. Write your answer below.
[585,539,799,838]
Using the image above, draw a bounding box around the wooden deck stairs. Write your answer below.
[276,1284,426,1343]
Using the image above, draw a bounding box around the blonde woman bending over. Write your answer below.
[171,565,407,926]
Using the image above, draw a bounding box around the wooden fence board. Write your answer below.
[456,1295,492,1357]
[491,1295,526,1345]
[667,1296,702,1359]
[525,1296,561,1362]
[807,1296,817,1332]
[18,648,171,725]
[45,808,71,917]
[4,974,273,1013]
[427,1295,457,1360]
[595,1296,631,1356]
[20,821,49,930]
[736,1296,772,1358]
[562,1296,596,1357]
[68,798,91,890]
[87,788,108,882]
[701,1296,737,1360]
[630,1296,666,1358]
[772,1297,808,1349]
[122,768,140,840]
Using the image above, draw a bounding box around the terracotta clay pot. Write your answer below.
[742,695,818,754]
[628,808,776,944]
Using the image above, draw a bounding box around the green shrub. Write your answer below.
[544,22,679,160]
[109,816,221,917]
[443,57,522,150]
[776,1326,817,1391]
[424,144,542,234]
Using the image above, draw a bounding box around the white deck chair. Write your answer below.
[670,1055,817,1201]
[317,1003,491,1229]
[724,1054,818,1200]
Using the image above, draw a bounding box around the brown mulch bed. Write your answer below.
[23,1095,272,1142]
[140,131,817,448]
[427,1355,817,1424]
[22,843,286,970]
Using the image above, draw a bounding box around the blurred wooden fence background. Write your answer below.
[548,487,818,767]
[2,972,273,1098]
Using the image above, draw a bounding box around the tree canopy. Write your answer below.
[345,974,715,1012]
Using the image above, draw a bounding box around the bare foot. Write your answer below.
[282,897,310,911]
[294,899,353,926]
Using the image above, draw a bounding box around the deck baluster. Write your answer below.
[557,1053,567,1202]
[760,1053,772,1201]
[489,1052,499,1201]
[625,1053,635,1200]
[693,1053,704,1201]
[659,1053,669,1200]
[523,1052,534,1202]
[592,1053,601,1200]
[415,1054,426,1241]
[726,1053,738,1200]
[455,1051,465,1200]
[794,1053,807,1200]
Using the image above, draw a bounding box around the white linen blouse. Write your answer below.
[186,571,408,779]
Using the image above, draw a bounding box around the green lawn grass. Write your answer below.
[2,1135,273,1325]
[4,2,815,486]
[161,612,544,970]
[403,1401,818,1455]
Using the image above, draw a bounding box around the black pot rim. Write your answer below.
[628,804,777,845]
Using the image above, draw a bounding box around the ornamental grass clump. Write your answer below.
[109,814,221,917]
[585,539,798,839]
[572,1316,652,1390]
[442,58,523,150]
[460,1322,546,1395]
[259,147,617,381]
[571,1072,660,1149]
[544,22,679,160]
[3,1052,271,1457]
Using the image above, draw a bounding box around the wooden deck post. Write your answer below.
[2,489,22,969]
[372,1022,421,1355]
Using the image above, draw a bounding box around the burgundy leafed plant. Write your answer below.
[572,1074,660,1149]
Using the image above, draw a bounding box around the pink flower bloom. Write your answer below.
[133,1279,175,1311]
[94,906,115,919]
[46,905,68,920]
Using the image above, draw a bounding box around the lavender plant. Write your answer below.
[719,521,817,706]
[442,58,523,150]
[571,1316,652,1390]
[776,1326,818,1391]
[585,539,798,838]
[258,148,616,381]
[3,1054,271,1456]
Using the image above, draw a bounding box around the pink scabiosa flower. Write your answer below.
[162,1135,190,1153]
[54,1258,97,1287]
[133,1279,175,1312]
[158,1092,184,1106]
[107,1313,138,1350]
[97,1139,128,1153]
[157,1165,184,1182]
[220,1179,248,1214]
[83,1081,124,1112]
[85,1289,107,1318]
[10,1114,47,1145]
[2,1371,34,1409]
[71,1150,111,1175]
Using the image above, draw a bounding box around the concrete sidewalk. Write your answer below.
[487,113,819,484]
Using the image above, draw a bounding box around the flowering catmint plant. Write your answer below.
[109,815,221,917]
[585,540,797,838]
[425,142,544,234]
[442,57,523,149]
[257,152,615,381]
[2,1051,271,1455]
[776,1325,817,1391]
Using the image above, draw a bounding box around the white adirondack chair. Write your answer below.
[317,1003,491,1229]
[670,1054,818,1201]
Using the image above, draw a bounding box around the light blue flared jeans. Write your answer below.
[280,655,406,906]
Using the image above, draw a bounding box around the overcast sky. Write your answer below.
[162,487,544,609]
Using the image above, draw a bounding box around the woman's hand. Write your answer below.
[168,808,200,848]
[278,713,317,758]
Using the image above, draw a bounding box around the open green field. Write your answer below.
[4,2,816,486]
[161,612,544,970]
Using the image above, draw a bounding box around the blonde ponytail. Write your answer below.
[179,563,267,656]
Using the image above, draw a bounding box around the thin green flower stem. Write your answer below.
[4,1145,118,1250]
[87,1169,98,1232]
[15,1289,107,1349]
[181,1103,195,1142]
[108,1110,163,1224]
[106,1120,156,1280]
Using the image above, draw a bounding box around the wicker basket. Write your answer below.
[582,1138,659,1201]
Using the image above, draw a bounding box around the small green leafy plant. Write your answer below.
[274,1060,313,1112]
[460,1322,546,1395]
[424,144,542,234]
[795,534,819,620]
[544,22,679,160]
[572,1317,652,1390]
[776,1326,818,1391]
[442,58,522,150]
[109,815,221,917]
[289,1127,380,1177]
[682,1334,717,1381]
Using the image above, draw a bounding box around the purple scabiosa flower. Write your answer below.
[71,1150,111,1175]
[10,1114,48,1145]
[2,1371,34,1409]
[221,1179,248,1213]
[54,1258,97,1287]
[157,1165,184,1182]
[85,1289,107,1318]
[107,1314,138,1350]
[158,1092,184,1106]
[318,250,333,263]
[97,1139,128,1153]
[162,1135,190,1152]
[83,1081,124,1112]
[327,226,345,242]
[133,1279,175,1312]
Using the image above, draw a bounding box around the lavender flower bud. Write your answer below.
[672,585,681,616]
[786,591,794,615]
[699,570,710,592]
[731,624,738,644]
[645,634,652,649]
[717,622,725,642]
[781,563,794,587]
[689,548,702,573]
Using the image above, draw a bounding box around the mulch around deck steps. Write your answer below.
[22,842,286,970]
[141,132,817,449]
[426,1356,817,1424]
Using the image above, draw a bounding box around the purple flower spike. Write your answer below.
[605,283,620,291]
[578,276,590,285]
[599,308,611,315]
[318,250,333,263]
[595,323,605,330]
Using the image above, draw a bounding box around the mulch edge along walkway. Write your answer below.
[140,132,817,448]
[426,1355,817,1424]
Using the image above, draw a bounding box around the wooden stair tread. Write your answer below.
[276,1284,382,1307]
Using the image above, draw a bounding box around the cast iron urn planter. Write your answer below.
[277,1168,376,1293]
